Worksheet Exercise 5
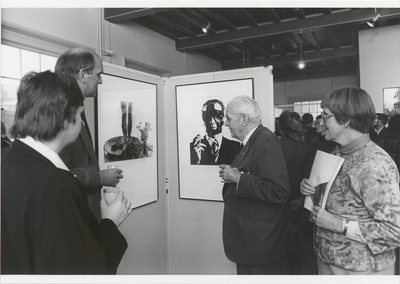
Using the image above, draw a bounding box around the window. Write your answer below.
[1,44,57,136]
[293,100,322,120]
[275,100,322,122]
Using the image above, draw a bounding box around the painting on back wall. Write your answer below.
[383,87,400,118]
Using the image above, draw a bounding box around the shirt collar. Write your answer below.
[242,126,258,146]
[206,133,222,146]
[19,136,69,172]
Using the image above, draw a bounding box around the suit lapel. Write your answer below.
[80,124,99,168]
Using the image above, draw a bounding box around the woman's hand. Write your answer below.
[312,206,343,233]
[300,178,316,196]
[100,191,132,227]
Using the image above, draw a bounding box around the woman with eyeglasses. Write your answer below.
[300,86,400,275]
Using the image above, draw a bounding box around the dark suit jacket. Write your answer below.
[222,125,295,266]
[377,126,389,140]
[190,135,240,165]
[1,140,127,274]
[59,116,102,221]
[279,137,313,201]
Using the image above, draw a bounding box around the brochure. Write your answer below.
[304,150,344,211]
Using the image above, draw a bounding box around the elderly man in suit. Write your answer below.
[218,96,295,274]
[56,47,123,221]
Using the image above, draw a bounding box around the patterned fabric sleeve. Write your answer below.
[356,151,400,254]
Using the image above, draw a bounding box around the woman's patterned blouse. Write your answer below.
[315,136,400,271]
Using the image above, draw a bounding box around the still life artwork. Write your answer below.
[103,101,153,163]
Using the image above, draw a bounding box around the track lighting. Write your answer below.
[202,22,211,33]
[367,10,381,28]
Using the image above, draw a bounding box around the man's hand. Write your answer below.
[100,168,123,187]
[192,134,206,164]
[219,164,241,184]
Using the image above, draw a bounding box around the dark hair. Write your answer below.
[301,113,313,125]
[10,71,84,141]
[321,86,375,133]
[388,114,400,134]
[376,113,389,125]
[55,47,96,78]
[291,112,301,122]
[278,110,304,142]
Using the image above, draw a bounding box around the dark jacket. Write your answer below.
[1,140,127,274]
[59,114,102,221]
[222,125,295,265]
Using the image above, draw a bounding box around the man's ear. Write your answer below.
[78,69,86,83]
[63,120,70,130]
[241,114,249,127]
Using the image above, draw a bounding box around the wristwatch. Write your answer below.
[343,219,349,235]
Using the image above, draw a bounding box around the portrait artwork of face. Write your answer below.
[202,99,225,138]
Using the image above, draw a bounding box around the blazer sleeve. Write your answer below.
[236,138,290,204]
[95,219,128,274]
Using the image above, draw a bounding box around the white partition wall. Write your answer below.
[164,67,274,274]
[98,65,274,275]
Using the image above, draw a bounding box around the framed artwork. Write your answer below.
[97,73,158,209]
[176,78,254,201]
[383,87,400,118]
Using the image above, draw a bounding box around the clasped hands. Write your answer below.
[219,164,241,184]
[300,178,342,233]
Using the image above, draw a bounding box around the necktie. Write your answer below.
[212,139,219,159]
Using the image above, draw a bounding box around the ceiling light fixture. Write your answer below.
[202,22,211,33]
[367,9,381,28]
[298,33,305,69]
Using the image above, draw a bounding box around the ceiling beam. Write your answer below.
[176,8,400,51]
[274,66,357,82]
[222,47,358,69]
[104,8,171,23]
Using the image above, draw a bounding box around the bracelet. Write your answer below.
[343,219,349,235]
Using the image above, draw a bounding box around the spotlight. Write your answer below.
[298,62,305,69]
[367,13,381,28]
[202,22,211,33]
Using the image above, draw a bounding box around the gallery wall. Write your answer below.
[359,25,400,112]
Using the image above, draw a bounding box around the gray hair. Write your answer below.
[229,96,262,125]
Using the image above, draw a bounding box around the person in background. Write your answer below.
[373,113,389,141]
[219,96,295,274]
[300,86,400,275]
[377,114,400,170]
[277,110,317,274]
[1,71,131,274]
[291,111,301,122]
[55,47,123,221]
[1,121,12,148]
[302,113,319,144]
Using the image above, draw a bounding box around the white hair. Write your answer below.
[229,96,261,125]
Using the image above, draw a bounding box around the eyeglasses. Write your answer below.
[321,112,335,122]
